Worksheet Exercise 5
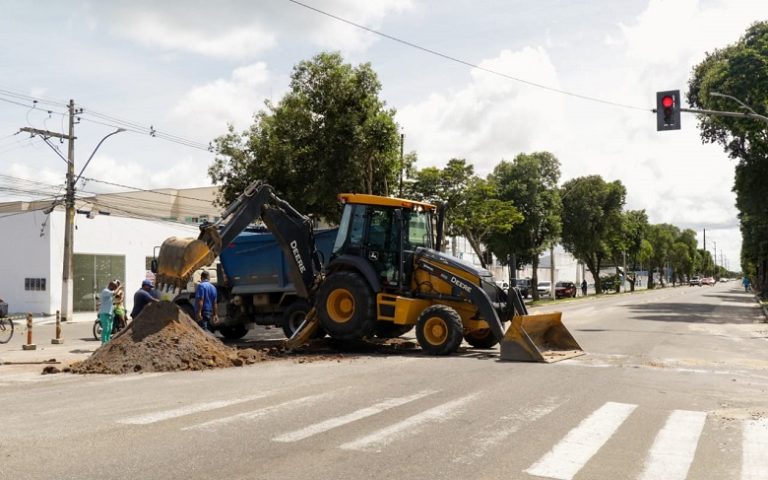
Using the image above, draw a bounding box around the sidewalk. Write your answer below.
[0,316,99,371]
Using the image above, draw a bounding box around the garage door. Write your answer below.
[73,254,125,312]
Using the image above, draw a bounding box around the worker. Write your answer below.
[581,279,588,297]
[131,279,159,320]
[195,270,218,331]
[743,276,751,292]
[98,281,118,345]
[112,280,127,331]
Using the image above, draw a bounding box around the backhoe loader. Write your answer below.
[155,181,583,362]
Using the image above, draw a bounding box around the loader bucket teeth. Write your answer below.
[155,237,217,288]
[499,312,584,363]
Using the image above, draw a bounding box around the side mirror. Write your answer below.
[150,258,158,274]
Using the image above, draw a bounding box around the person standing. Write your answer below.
[98,281,118,345]
[131,279,159,319]
[195,270,218,331]
[112,280,126,331]
[743,276,751,292]
[581,279,588,297]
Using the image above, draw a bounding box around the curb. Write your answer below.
[753,295,768,323]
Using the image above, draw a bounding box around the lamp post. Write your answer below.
[60,127,125,324]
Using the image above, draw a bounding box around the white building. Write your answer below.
[0,187,218,315]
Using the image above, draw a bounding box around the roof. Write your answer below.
[337,193,436,211]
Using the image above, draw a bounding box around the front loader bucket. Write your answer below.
[499,312,584,363]
[155,236,217,289]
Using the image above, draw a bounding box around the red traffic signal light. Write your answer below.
[656,90,681,131]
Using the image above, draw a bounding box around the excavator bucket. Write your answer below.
[155,236,218,289]
[499,312,584,363]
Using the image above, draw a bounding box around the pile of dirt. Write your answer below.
[71,301,275,374]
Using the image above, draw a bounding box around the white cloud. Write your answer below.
[171,62,281,139]
[114,13,275,61]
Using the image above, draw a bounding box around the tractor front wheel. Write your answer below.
[415,305,463,355]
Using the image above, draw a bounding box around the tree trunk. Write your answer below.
[531,255,540,301]
[586,257,601,295]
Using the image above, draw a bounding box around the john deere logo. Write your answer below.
[290,240,306,274]
[451,276,472,293]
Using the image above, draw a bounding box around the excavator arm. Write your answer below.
[154,181,322,301]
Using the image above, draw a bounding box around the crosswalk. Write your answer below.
[110,385,768,480]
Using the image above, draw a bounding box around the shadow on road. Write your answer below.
[626,301,760,324]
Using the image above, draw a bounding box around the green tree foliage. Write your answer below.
[688,21,768,293]
[405,159,521,267]
[560,175,626,294]
[646,224,680,288]
[209,52,401,223]
[487,152,562,300]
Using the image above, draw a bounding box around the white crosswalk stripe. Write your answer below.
[339,393,478,452]
[273,390,436,442]
[742,418,768,480]
[638,409,706,480]
[182,392,336,432]
[117,393,270,425]
[524,401,637,480]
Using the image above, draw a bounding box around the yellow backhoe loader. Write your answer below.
[154,181,583,362]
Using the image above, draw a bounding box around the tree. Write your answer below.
[688,21,768,294]
[646,224,680,288]
[560,175,626,294]
[488,152,562,300]
[406,159,521,267]
[209,52,401,223]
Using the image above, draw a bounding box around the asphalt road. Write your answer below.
[1,282,767,480]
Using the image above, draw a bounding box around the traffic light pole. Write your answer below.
[679,107,768,124]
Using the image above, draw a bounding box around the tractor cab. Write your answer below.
[333,194,436,292]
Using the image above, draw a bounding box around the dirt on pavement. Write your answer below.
[68,301,419,375]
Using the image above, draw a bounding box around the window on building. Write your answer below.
[24,278,47,291]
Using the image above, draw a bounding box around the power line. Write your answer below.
[0,89,214,153]
[286,0,649,112]
[80,176,218,204]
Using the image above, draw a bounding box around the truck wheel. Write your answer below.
[463,328,498,349]
[219,325,248,340]
[282,301,325,339]
[317,271,375,340]
[415,305,463,355]
[374,322,413,339]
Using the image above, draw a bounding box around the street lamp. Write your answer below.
[75,128,126,184]
[710,92,768,125]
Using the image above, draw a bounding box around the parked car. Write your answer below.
[701,277,715,286]
[555,281,578,299]
[537,281,552,297]
[515,278,532,298]
[689,276,701,286]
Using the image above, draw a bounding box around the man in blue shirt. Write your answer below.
[195,270,218,331]
[131,279,159,320]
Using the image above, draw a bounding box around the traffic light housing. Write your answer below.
[656,90,681,131]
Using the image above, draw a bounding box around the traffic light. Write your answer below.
[656,90,681,131]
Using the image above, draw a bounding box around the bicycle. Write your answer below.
[0,317,14,344]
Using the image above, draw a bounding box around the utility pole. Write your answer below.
[713,241,717,276]
[623,251,627,293]
[20,99,76,322]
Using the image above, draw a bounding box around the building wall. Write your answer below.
[0,210,54,315]
[0,209,202,315]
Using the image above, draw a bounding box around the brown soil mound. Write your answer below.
[71,301,271,374]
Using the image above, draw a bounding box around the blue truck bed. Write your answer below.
[219,227,338,294]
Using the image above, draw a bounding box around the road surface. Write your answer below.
[1,282,766,480]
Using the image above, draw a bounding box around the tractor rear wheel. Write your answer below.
[415,305,463,355]
[463,328,499,349]
[317,271,376,340]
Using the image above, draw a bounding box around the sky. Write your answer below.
[1,0,766,272]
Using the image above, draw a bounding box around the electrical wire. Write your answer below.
[80,177,218,204]
[285,0,649,112]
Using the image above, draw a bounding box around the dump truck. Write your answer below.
[170,227,337,340]
[155,181,583,362]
